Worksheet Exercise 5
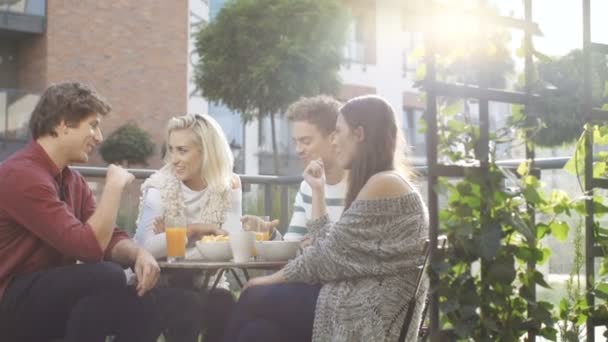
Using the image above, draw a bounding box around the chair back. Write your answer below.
[398,239,431,342]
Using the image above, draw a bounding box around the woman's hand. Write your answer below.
[243,271,286,290]
[152,217,165,234]
[188,223,228,238]
[300,234,313,249]
[303,159,326,192]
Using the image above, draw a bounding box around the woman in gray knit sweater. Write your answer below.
[224,95,429,342]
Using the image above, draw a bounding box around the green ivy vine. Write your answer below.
[431,102,584,341]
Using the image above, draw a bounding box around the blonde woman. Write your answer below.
[134,114,241,258]
[134,114,240,342]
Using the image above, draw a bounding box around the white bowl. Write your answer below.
[195,241,232,262]
[255,241,300,261]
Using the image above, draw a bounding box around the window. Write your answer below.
[403,108,426,157]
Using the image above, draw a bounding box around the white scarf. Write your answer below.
[136,165,232,226]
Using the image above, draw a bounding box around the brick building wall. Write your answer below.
[17,0,188,167]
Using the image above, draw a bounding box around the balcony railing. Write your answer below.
[74,166,302,237]
[72,156,572,238]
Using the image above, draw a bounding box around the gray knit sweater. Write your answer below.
[283,192,429,342]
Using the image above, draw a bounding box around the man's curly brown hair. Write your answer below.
[285,95,341,136]
[29,82,111,139]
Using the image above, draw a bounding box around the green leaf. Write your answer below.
[479,222,502,260]
[536,223,551,239]
[517,161,529,177]
[510,214,534,241]
[564,134,586,175]
[594,162,607,178]
[447,119,467,132]
[540,247,552,265]
[550,221,569,241]
[595,283,608,300]
[487,254,516,285]
[595,126,608,145]
[594,195,608,216]
[534,270,551,288]
[522,186,543,204]
[511,104,524,122]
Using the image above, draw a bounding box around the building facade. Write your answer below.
[1,0,189,167]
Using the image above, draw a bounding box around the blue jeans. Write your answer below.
[0,262,207,342]
[223,283,321,342]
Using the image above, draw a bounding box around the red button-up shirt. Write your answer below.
[0,141,129,300]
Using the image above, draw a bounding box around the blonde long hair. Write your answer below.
[165,114,234,193]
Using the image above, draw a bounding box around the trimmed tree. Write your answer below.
[193,0,348,174]
[531,49,608,147]
[99,123,155,167]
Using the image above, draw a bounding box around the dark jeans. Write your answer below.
[223,283,321,342]
[0,262,231,342]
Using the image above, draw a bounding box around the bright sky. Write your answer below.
[492,0,608,57]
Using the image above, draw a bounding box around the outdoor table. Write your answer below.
[158,260,288,291]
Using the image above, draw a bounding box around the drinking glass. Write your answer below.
[165,216,187,262]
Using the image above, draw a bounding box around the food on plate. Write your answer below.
[255,231,270,241]
[200,235,229,242]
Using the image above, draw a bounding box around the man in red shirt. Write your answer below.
[0,82,204,341]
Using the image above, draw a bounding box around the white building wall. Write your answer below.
[187,0,210,115]
[339,1,420,117]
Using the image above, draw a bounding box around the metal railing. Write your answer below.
[72,156,572,236]
[73,166,303,234]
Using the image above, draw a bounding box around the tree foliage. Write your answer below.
[530,50,608,147]
[193,0,348,173]
[194,0,347,119]
[99,123,155,167]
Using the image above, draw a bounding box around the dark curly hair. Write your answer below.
[286,95,341,136]
[29,82,111,139]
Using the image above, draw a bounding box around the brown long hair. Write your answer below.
[341,95,413,209]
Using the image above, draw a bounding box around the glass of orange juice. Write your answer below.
[254,216,271,241]
[165,216,187,262]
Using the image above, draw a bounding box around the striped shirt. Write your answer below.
[283,178,346,241]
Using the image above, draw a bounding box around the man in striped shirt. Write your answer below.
[242,96,346,240]
[282,95,346,241]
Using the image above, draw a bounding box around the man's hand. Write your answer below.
[303,159,325,192]
[133,249,160,297]
[241,215,280,232]
[106,164,135,189]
